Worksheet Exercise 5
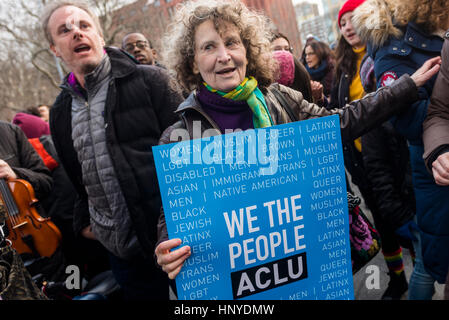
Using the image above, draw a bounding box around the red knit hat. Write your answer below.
[338,0,365,28]
[12,112,50,139]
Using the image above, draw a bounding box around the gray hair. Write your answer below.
[161,0,276,92]
[41,0,104,45]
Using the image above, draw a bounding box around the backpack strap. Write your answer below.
[270,86,298,122]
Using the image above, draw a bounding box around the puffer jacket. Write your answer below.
[353,0,449,283]
[156,77,419,246]
[50,47,183,260]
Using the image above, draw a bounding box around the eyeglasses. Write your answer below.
[124,40,149,52]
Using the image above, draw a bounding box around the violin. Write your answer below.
[0,178,62,258]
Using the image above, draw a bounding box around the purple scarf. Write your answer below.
[196,84,254,133]
[67,72,84,97]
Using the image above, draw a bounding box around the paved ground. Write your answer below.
[353,246,444,300]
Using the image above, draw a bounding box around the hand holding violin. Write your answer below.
[0,160,17,180]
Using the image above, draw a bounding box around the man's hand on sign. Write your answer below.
[155,238,191,279]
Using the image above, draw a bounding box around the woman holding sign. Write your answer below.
[154,0,440,281]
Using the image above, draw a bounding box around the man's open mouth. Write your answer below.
[74,44,91,53]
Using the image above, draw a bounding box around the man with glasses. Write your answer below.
[122,33,158,66]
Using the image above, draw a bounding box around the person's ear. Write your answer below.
[50,44,60,58]
[192,60,199,75]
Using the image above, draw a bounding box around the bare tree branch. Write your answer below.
[31,49,61,89]
[0,22,42,47]
[19,0,39,20]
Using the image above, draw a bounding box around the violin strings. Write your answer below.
[0,179,20,226]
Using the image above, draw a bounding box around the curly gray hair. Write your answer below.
[161,0,276,92]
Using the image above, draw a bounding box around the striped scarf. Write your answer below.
[203,77,273,128]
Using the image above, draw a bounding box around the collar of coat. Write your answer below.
[60,47,139,90]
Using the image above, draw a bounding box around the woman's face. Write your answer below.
[339,11,363,49]
[305,45,320,69]
[271,37,291,52]
[193,20,248,92]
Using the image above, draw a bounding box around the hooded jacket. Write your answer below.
[353,0,449,283]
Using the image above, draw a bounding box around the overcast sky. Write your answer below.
[292,0,324,15]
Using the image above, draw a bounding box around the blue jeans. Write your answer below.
[408,219,435,300]
[109,253,169,300]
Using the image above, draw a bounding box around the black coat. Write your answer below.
[328,56,382,219]
[329,72,370,198]
[331,55,415,236]
[362,122,415,230]
[50,47,183,259]
[0,121,52,199]
[37,135,77,223]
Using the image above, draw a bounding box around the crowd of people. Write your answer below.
[0,0,448,301]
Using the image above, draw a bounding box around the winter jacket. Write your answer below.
[157,77,420,246]
[11,111,76,224]
[68,54,141,259]
[362,122,415,230]
[28,135,77,223]
[0,121,52,199]
[49,47,183,260]
[423,34,449,169]
[328,55,376,209]
[353,0,448,283]
[357,52,416,233]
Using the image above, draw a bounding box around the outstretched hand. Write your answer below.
[410,56,441,87]
[310,80,324,103]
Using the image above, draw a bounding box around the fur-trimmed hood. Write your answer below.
[352,0,407,47]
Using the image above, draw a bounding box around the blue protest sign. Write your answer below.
[153,115,354,300]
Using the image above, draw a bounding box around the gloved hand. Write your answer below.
[395,220,418,242]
